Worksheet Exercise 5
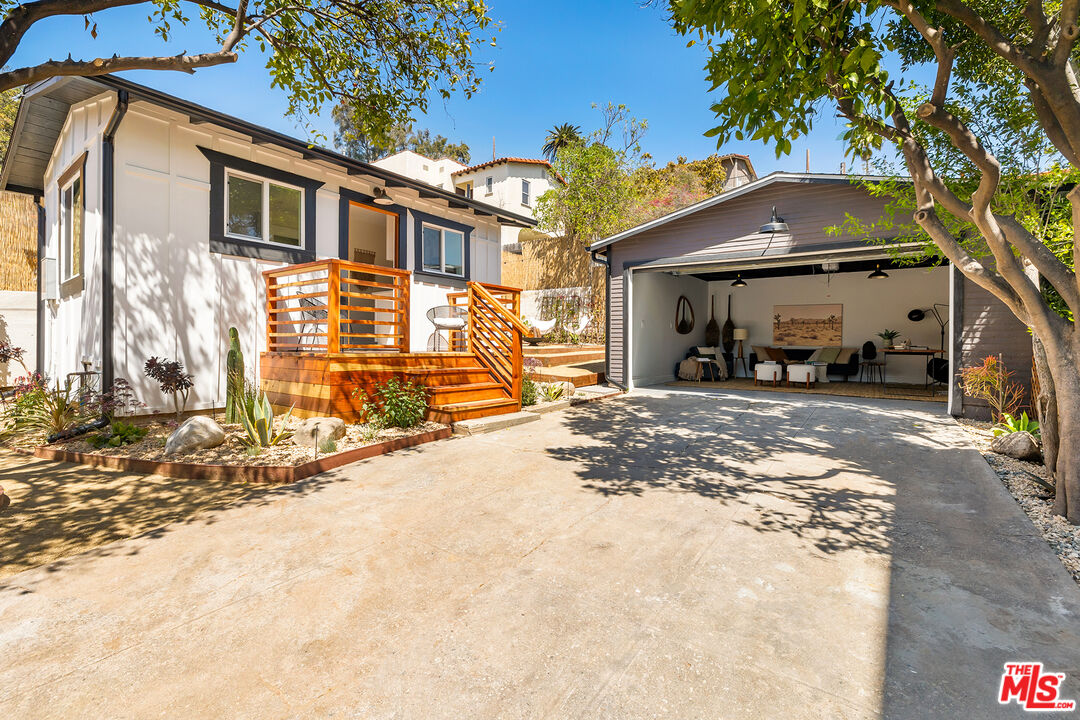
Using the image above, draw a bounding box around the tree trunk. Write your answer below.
[1032,333,1059,488]
[1048,352,1080,522]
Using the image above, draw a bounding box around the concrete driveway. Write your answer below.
[3,387,1079,718]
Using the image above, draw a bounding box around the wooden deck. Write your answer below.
[259,260,528,424]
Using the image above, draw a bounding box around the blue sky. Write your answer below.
[10,1,855,174]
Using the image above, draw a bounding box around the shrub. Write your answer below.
[354,378,427,429]
[88,420,148,449]
[18,379,94,435]
[0,341,29,376]
[144,357,194,418]
[521,376,538,406]
[959,355,1024,423]
[541,382,567,402]
[994,411,1041,439]
[318,435,338,454]
[238,392,293,447]
[87,378,143,420]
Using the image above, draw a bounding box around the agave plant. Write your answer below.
[238,392,293,447]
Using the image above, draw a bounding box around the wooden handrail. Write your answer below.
[471,282,529,335]
[264,258,410,354]
[466,281,524,404]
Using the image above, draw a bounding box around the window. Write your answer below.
[521,179,531,206]
[421,224,465,276]
[57,152,86,296]
[225,171,302,247]
[485,177,493,195]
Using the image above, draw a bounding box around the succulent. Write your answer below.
[225,327,245,423]
[238,392,293,447]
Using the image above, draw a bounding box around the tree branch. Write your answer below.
[0,0,147,67]
[0,50,238,92]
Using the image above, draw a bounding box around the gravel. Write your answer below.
[957,418,1080,587]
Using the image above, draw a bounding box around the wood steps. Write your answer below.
[427,397,520,424]
[523,345,606,367]
[428,381,507,405]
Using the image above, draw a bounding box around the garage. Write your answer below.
[591,172,1034,418]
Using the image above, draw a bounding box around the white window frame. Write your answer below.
[224,168,305,248]
[521,179,531,207]
[485,176,493,196]
[421,222,465,277]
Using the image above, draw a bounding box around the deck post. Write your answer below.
[327,260,341,353]
[398,275,410,353]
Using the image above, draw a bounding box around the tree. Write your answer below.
[664,1,1080,521]
[542,122,582,161]
[332,101,470,163]
[0,1,495,143]
[0,83,17,165]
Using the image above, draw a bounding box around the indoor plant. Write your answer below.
[876,329,901,349]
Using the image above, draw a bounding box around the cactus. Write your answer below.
[225,326,245,423]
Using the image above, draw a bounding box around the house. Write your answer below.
[375,152,563,248]
[590,172,1033,418]
[1,75,536,422]
[0,190,38,385]
[717,153,757,189]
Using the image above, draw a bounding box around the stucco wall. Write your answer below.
[0,290,37,385]
[707,267,949,384]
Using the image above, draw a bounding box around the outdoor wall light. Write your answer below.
[731,274,748,288]
[759,206,790,234]
[868,264,889,279]
[372,186,394,205]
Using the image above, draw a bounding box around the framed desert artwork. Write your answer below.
[772,304,842,345]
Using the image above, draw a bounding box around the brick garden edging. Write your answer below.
[29,426,453,484]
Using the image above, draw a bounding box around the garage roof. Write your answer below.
[0,75,537,228]
[589,172,895,251]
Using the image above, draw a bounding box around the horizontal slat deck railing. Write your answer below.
[264,259,410,353]
[466,282,527,403]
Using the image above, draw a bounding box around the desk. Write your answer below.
[882,348,944,394]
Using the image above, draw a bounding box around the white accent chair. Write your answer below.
[524,318,557,336]
[786,363,816,388]
[754,362,782,386]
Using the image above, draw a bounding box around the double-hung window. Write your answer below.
[57,153,86,296]
[421,224,465,277]
[521,179,531,206]
[485,177,493,196]
[225,170,303,247]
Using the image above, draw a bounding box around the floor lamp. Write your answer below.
[733,328,749,377]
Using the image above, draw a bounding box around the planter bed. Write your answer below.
[30,419,451,484]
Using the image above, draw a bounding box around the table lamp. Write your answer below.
[732,328,749,377]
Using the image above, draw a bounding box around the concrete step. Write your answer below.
[453,410,540,435]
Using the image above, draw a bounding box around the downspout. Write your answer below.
[35,197,44,375]
[100,90,129,391]
[592,248,627,391]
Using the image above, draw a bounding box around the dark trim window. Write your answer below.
[58,151,87,297]
[198,146,323,263]
[412,210,472,284]
[521,179,530,207]
[485,176,493,196]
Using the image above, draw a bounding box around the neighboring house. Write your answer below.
[0,190,38,385]
[718,153,757,189]
[375,152,562,247]
[1,75,535,420]
[590,172,1033,419]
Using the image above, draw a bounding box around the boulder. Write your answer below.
[990,431,1043,462]
[292,417,347,448]
[164,416,225,456]
[0,485,8,512]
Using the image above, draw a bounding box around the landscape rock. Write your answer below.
[0,485,8,512]
[164,416,226,456]
[292,417,347,447]
[990,431,1043,462]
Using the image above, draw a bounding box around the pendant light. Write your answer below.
[372,186,394,205]
[868,263,889,279]
[731,274,747,288]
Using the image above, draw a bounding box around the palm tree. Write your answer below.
[542,123,583,161]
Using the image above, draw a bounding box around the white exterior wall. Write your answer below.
[42,99,504,414]
[372,150,465,191]
[0,290,37,384]
[40,92,114,384]
[630,272,709,387]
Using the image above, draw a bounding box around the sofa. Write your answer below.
[748,346,860,381]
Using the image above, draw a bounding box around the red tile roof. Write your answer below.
[452,157,566,184]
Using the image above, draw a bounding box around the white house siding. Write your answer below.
[453,162,557,246]
[41,92,113,383]
[33,99,507,415]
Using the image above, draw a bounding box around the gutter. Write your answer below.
[35,198,44,375]
[100,90,129,390]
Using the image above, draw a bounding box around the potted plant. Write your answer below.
[876,329,901,349]
[522,322,544,346]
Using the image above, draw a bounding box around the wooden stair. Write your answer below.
[406,360,521,424]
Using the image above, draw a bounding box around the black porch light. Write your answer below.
[759,206,789,234]
[868,263,889,279]
[372,186,394,205]
[731,274,748,288]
